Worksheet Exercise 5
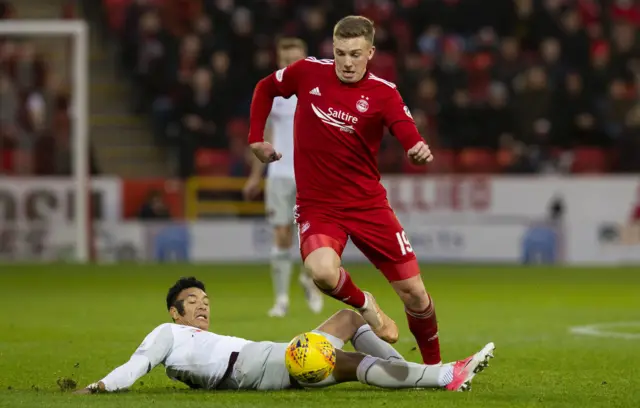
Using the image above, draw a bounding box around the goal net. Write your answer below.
[0,20,90,262]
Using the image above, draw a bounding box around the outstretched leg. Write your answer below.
[304,246,399,343]
[303,343,495,392]
[315,309,404,360]
[330,350,446,387]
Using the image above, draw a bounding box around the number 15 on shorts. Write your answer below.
[395,231,413,256]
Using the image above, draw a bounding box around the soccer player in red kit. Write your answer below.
[248,16,441,365]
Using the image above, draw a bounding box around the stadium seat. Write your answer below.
[0,149,14,173]
[102,0,131,32]
[473,52,494,71]
[497,149,514,170]
[159,0,203,36]
[195,149,231,175]
[121,179,184,218]
[429,149,457,173]
[61,0,76,18]
[571,147,609,173]
[457,148,498,173]
[468,53,493,100]
[607,148,620,171]
[11,149,33,174]
[226,118,250,140]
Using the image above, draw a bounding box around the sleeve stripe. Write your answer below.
[305,57,334,65]
[368,73,397,89]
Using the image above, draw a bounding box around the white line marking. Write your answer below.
[569,321,640,340]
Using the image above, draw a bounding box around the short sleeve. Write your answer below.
[382,89,415,129]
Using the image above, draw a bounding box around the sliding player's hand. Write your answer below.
[407,141,434,165]
[74,381,105,394]
[250,142,282,164]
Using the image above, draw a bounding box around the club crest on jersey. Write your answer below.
[356,99,369,113]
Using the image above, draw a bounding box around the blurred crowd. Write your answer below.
[104,0,640,177]
[3,0,640,176]
[0,1,91,175]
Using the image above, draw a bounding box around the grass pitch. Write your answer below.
[0,264,639,408]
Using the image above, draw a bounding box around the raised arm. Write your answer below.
[248,59,305,162]
[75,324,174,394]
[383,89,434,165]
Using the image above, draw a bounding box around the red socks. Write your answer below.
[314,267,366,309]
[315,267,441,365]
[406,294,442,365]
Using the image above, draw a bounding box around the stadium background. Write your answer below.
[3,0,640,180]
[0,1,639,407]
[1,0,640,262]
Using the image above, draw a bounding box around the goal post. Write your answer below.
[0,20,90,262]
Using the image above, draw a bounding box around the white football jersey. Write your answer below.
[100,323,252,391]
[267,95,296,179]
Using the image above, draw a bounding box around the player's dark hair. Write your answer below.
[333,15,375,44]
[166,277,206,315]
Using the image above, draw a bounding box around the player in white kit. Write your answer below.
[76,277,495,394]
[244,38,323,318]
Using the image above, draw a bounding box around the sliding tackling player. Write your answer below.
[75,277,495,394]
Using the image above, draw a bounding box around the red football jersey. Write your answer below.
[250,57,423,210]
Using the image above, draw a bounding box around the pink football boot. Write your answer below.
[445,342,495,391]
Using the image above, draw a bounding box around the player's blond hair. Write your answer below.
[276,37,307,54]
[333,16,375,44]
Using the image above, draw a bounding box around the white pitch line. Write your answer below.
[569,321,640,340]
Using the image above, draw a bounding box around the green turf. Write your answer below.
[0,264,639,408]
[607,326,640,334]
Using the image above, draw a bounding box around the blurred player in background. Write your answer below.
[244,38,323,318]
[75,277,495,394]
[248,16,443,365]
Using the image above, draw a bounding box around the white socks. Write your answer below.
[351,324,404,361]
[356,355,453,389]
[271,246,292,305]
[437,364,454,387]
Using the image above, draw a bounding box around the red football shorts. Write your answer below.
[295,204,419,282]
